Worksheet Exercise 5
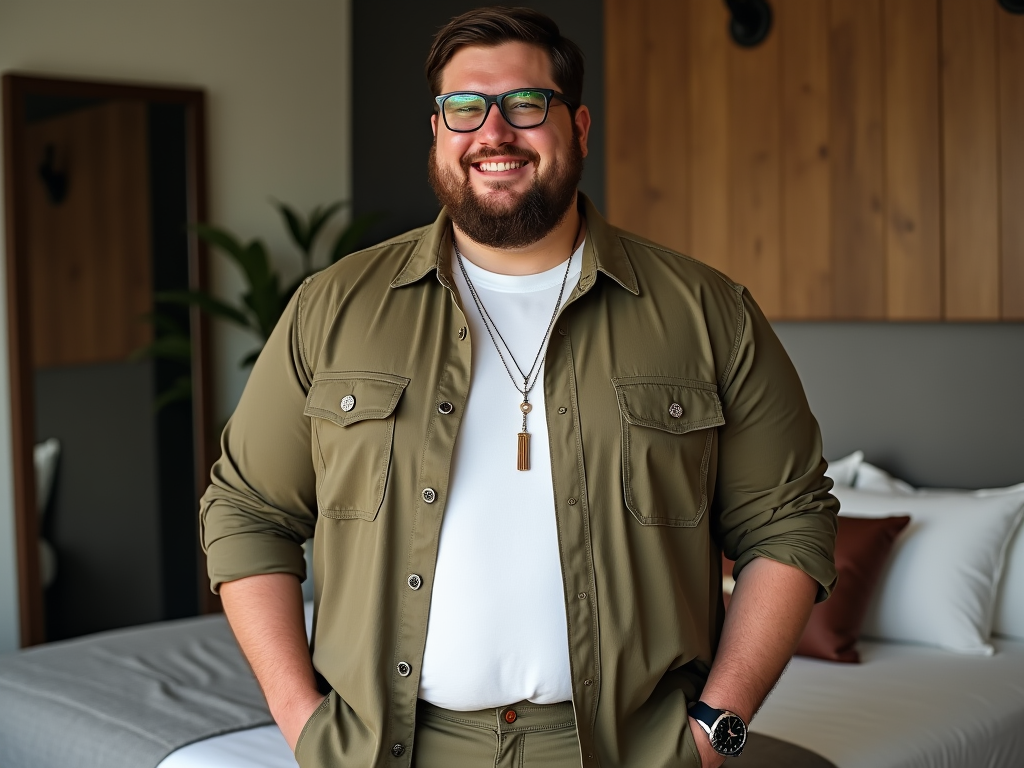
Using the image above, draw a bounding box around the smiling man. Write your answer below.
[201,7,838,768]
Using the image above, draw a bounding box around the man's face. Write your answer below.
[429,41,591,249]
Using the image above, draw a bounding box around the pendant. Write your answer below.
[518,400,533,471]
[517,432,531,471]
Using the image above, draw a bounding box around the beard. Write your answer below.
[427,132,584,249]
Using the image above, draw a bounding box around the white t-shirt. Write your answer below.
[418,242,584,710]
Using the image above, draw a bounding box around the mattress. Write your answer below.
[752,637,1024,768]
[157,725,295,768]
[160,633,1024,768]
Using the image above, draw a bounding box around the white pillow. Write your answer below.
[833,484,1024,654]
[825,450,863,487]
[853,461,914,494]
[856,462,1024,641]
[34,438,61,517]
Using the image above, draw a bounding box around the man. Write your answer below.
[201,7,837,768]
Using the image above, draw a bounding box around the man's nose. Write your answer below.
[475,102,517,145]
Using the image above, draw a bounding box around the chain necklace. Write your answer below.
[454,221,581,471]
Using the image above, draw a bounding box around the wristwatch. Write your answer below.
[688,700,747,757]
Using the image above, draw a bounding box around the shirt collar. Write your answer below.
[389,193,640,296]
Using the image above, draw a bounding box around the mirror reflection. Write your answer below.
[4,75,211,643]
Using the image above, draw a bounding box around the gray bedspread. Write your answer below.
[0,612,272,768]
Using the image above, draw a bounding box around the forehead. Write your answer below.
[439,41,557,94]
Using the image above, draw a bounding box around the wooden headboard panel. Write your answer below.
[775,322,1024,490]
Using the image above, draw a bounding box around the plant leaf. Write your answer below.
[329,212,384,264]
[240,348,262,368]
[241,270,284,341]
[305,200,345,252]
[154,375,193,411]
[131,335,193,363]
[274,200,310,253]
[192,223,248,262]
[154,290,253,330]
[282,276,306,302]
[137,311,187,336]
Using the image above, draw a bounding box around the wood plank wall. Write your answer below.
[605,0,1024,320]
[23,101,153,366]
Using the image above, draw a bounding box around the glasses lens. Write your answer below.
[501,90,549,128]
[443,93,487,131]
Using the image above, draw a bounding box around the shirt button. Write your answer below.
[504,708,517,723]
[422,488,437,504]
[669,402,684,418]
[397,661,412,676]
[437,401,454,415]
[567,497,577,506]
[407,574,422,590]
[557,407,567,414]
[340,395,355,412]
[584,679,593,686]
[578,592,587,600]
[458,326,467,340]
[557,327,567,336]
[391,743,405,757]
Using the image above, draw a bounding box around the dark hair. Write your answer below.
[425,6,585,108]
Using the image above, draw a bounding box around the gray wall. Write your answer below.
[775,323,1024,490]
[352,0,605,242]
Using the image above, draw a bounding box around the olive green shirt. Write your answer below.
[200,195,838,768]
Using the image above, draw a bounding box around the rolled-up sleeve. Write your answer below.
[200,283,318,592]
[713,289,838,601]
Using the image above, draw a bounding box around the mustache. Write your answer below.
[461,146,539,171]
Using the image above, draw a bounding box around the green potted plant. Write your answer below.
[136,201,379,407]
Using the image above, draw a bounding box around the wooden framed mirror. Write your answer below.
[2,73,215,647]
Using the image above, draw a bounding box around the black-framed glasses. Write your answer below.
[434,88,574,132]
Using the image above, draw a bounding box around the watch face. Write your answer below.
[712,714,747,756]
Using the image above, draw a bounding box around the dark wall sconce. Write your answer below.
[998,0,1024,14]
[38,143,67,205]
[724,0,773,47]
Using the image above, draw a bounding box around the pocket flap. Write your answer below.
[304,371,410,427]
[613,376,724,434]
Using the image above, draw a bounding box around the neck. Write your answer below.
[452,195,586,276]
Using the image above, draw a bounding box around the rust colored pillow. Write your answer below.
[722,514,910,663]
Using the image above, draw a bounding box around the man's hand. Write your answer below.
[220,573,323,752]
[691,556,819,766]
[689,715,725,768]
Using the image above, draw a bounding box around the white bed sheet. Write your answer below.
[157,725,295,768]
[752,637,1024,768]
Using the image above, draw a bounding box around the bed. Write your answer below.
[3,451,1022,768]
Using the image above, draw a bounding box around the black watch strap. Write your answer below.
[688,700,722,728]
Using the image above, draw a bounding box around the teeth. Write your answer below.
[478,161,524,172]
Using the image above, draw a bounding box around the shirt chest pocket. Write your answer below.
[613,376,725,527]
[303,371,410,521]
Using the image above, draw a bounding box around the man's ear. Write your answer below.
[431,113,438,137]
[574,105,592,159]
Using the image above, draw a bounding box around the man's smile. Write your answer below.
[471,158,530,174]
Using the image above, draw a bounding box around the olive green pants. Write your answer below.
[413,700,580,768]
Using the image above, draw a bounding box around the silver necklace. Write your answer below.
[454,224,580,471]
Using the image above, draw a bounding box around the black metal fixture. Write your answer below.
[724,0,773,47]
[38,143,67,205]
[998,0,1024,15]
